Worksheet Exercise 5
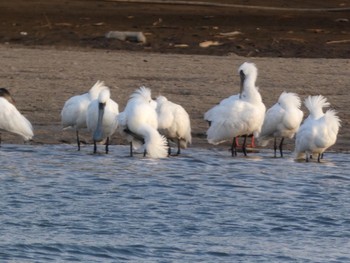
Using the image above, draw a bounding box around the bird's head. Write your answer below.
[237,62,258,98]
[239,69,245,98]
[0,88,15,104]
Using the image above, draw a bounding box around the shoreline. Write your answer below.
[0,45,348,152]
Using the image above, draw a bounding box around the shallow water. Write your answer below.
[0,144,349,262]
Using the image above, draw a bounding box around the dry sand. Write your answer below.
[0,45,349,152]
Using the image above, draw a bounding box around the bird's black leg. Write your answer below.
[231,136,237,157]
[105,137,109,154]
[242,135,248,156]
[317,153,321,163]
[273,137,277,158]
[279,137,284,158]
[93,140,97,154]
[177,140,181,155]
[129,142,133,157]
[167,139,171,156]
[76,130,80,151]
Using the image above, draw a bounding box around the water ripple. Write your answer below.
[0,144,349,262]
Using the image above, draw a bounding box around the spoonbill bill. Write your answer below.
[86,87,119,154]
[206,62,266,156]
[118,86,168,158]
[61,80,107,150]
[294,95,341,162]
[258,92,303,157]
[0,88,33,144]
[156,95,191,155]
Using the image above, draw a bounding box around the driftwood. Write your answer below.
[105,31,147,43]
[326,39,350,45]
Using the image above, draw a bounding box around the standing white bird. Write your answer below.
[204,87,256,149]
[294,95,341,162]
[86,87,119,154]
[206,62,266,156]
[258,92,304,157]
[156,95,192,155]
[118,86,168,158]
[0,88,34,144]
[61,80,107,150]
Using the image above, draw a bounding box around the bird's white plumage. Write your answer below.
[259,92,303,146]
[156,95,192,151]
[206,62,266,145]
[204,94,239,124]
[118,86,168,158]
[0,97,33,141]
[86,87,119,142]
[294,95,341,161]
[61,80,107,131]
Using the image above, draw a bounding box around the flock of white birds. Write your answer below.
[0,62,341,162]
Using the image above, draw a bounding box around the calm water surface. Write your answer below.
[0,144,349,262]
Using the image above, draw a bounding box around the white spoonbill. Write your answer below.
[156,95,192,155]
[294,95,340,162]
[206,62,266,156]
[0,88,33,144]
[258,92,303,157]
[86,87,119,154]
[61,80,107,150]
[204,86,255,149]
[118,86,168,158]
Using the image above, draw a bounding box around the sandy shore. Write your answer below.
[0,45,348,152]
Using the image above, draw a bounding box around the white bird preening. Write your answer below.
[0,88,34,144]
[206,62,266,156]
[258,92,304,157]
[118,86,168,158]
[156,95,192,155]
[86,87,119,154]
[294,95,341,162]
[61,80,106,150]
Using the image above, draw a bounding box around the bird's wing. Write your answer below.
[0,98,33,140]
[61,94,89,128]
[259,103,284,140]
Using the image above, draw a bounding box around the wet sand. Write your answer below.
[0,45,348,152]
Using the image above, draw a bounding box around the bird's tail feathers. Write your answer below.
[179,134,192,149]
[204,109,213,122]
[17,115,34,141]
[179,123,192,148]
[325,109,341,133]
[279,92,301,108]
[206,122,230,145]
[139,125,168,158]
[304,95,330,116]
[130,86,152,101]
